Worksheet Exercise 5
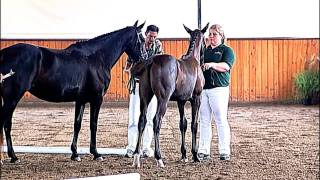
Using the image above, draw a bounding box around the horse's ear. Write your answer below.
[137,21,146,30]
[201,23,209,34]
[183,24,192,34]
[133,20,139,27]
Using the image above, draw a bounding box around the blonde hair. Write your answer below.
[209,24,226,44]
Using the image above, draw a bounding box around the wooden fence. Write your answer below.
[1,38,319,103]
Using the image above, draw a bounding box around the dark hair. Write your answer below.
[146,25,159,33]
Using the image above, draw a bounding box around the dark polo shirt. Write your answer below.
[203,44,235,89]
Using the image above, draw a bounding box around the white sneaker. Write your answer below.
[125,149,134,158]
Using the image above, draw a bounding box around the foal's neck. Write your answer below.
[184,42,201,61]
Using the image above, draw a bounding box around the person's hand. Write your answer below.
[124,67,131,75]
[201,63,213,71]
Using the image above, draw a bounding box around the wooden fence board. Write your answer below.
[1,38,319,102]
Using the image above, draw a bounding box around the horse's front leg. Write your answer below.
[89,97,103,161]
[70,101,85,161]
[177,100,188,162]
[191,96,201,162]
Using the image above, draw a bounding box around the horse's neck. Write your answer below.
[91,29,132,69]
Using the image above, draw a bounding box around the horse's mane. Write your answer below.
[66,26,133,49]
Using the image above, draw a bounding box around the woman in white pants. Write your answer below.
[198,24,235,161]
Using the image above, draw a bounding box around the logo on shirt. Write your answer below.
[214,51,222,55]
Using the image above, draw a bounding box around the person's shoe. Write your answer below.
[219,154,230,161]
[141,149,154,158]
[197,153,210,161]
[125,149,134,158]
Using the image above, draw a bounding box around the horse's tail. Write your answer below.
[0,50,3,163]
[0,127,3,164]
[0,82,3,164]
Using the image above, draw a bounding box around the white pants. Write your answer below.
[127,83,157,152]
[198,87,231,155]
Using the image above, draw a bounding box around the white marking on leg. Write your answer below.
[133,154,141,168]
[157,159,165,167]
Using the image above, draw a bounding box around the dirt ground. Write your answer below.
[0,102,319,180]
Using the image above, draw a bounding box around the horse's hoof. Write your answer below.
[71,156,81,162]
[180,158,188,163]
[133,154,141,168]
[156,159,165,168]
[10,158,20,163]
[192,156,201,163]
[94,156,104,161]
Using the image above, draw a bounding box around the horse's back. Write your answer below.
[0,43,41,72]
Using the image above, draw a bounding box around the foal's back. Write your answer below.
[148,54,178,100]
[147,54,202,101]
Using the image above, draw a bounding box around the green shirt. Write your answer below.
[203,44,235,89]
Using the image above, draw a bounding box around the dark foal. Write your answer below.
[0,21,148,164]
[132,24,209,167]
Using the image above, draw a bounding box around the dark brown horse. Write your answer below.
[0,21,148,164]
[132,24,209,167]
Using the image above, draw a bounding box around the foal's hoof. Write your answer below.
[71,155,81,162]
[156,159,165,168]
[180,158,188,163]
[133,154,141,168]
[94,156,104,161]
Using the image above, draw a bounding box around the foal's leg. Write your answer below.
[177,100,188,162]
[133,101,147,168]
[190,95,201,162]
[70,101,85,161]
[153,99,169,167]
[133,90,153,168]
[89,97,103,161]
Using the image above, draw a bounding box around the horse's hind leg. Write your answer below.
[190,95,201,162]
[153,98,170,168]
[177,100,188,162]
[1,95,24,163]
[70,101,85,161]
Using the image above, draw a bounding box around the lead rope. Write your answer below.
[127,74,136,95]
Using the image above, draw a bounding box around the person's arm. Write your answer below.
[202,62,230,72]
[155,40,164,54]
[202,46,235,72]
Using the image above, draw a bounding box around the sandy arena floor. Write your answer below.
[0,102,319,179]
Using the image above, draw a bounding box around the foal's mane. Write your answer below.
[184,31,200,58]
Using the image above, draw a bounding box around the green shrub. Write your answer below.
[294,70,320,105]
